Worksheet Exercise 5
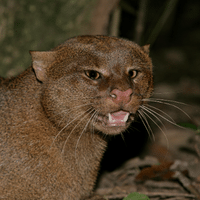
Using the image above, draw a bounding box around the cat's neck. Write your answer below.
[53,124,107,163]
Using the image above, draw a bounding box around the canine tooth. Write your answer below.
[123,113,129,122]
[108,113,113,122]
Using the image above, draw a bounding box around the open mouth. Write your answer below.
[97,110,132,127]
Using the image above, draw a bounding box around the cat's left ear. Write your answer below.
[141,44,150,55]
[30,51,56,82]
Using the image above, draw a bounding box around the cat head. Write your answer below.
[30,35,153,135]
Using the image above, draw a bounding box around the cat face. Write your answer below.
[31,36,153,135]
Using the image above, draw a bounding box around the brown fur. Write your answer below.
[0,35,153,199]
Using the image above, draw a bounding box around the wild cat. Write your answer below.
[0,35,188,199]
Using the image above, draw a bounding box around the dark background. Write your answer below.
[1,0,200,171]
[1,0,200,85]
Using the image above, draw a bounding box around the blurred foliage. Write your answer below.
[0,0,200,83]
[118,0,200,84]
[0,0,97,77]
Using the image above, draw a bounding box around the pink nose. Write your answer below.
[110,88,133,105]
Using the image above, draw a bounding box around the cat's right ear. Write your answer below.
[29,51,56,82]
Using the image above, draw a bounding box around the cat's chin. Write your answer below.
[94,111,134,135]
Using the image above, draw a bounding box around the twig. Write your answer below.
[173,171,200,200]
[134,0,148,44]
[195,144,200,159]
[110,5,121,37]
[119,1,136,16]
[104,191,195,199]
[146,0,179,45]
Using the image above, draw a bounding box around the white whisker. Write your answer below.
[59,103,95,125]
[49,107,93,150]
[144,98,187,105]
[145,104,176,123]
[142,99,191,119]
[48,103,94,122]
[120,132,125,142]
[140,105,167,131]
[61,108,95,155]
[90,110,99,142]
[75,109,97,160]
[141,105,186,129]
[138,110,155,141]
[140,109,169,153]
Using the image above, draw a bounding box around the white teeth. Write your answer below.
[108,113,130,123]
[123,113,129,122]
[108,113,114,122]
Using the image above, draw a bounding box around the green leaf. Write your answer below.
[123,192,150,200]
[177,122,197,130]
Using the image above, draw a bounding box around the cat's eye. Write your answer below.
[128,70,138,79]
[85,70,101,80]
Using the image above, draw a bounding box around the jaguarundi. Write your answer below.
[0,35,153,199]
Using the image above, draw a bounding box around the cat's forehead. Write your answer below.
[53,36,151,73]
[73,45,136,71]
[61,36,147,61]
[62,35,139,52]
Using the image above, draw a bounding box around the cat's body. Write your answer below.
[0,35,153,199]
